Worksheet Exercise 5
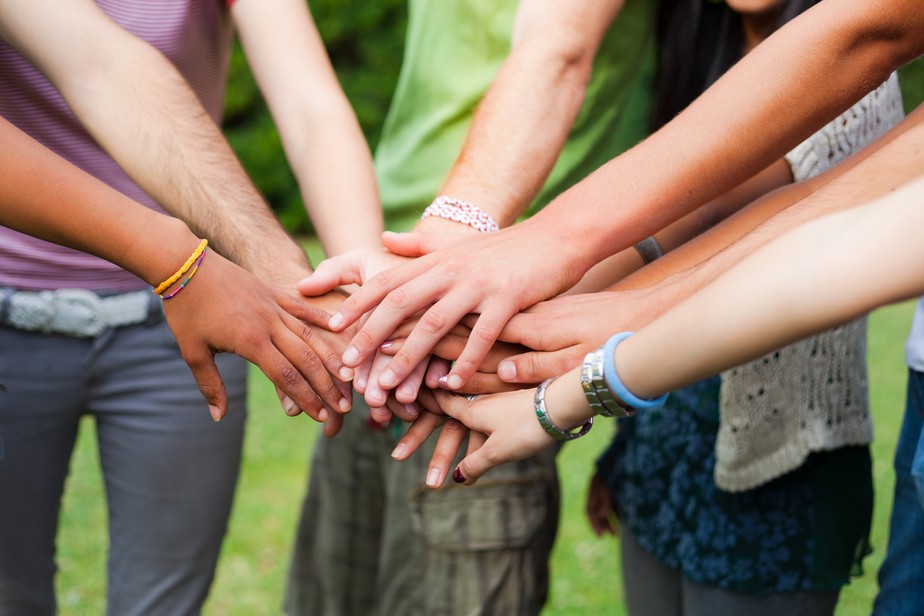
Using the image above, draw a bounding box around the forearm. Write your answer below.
[232,0,383,256]
[533,0,924,273]
[430,0,625,228]
[0,0,309,279]
[0,117,198,286]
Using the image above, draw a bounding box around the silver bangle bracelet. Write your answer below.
[534,377,593,441]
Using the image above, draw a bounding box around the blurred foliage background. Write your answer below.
[224,2,924,237]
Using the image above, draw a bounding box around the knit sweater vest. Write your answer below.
[715,73,905,492]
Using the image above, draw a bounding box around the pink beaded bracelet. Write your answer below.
[421,196,500,233]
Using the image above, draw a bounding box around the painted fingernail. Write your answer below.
[379,369,397,389]
[498,360,517,381]
[209,405,222,422]
[342,346,360,366]
[339,366,354,381]
[426,467,442,488]
[391,443,407,459]
[339,397,351,413]
[452,468,466,484]
[329,313,345,330]
[438,375,449,388]
[380,340,393,349]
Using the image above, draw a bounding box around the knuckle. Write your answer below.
[418,309,446,335]
[383,287,410,310]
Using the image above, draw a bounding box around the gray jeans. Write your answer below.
[0,319,247,616]
[620,526,840,616]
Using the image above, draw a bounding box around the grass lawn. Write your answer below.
[54,301,914,614]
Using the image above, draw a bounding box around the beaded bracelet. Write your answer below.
[602,332,669,410]
[534,377,593,441]
[160,247,207,300]
[421,195,500,233]
[154,239,208,295]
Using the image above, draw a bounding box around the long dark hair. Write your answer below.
[652,0,821,131]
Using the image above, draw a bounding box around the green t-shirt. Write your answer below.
[374,0,655,230]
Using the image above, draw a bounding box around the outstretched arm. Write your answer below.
[327,0,924,389]
[436,174,924,483]
[0,117,349,423]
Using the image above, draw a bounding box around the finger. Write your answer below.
[328,254,435,333]
[369,405,392,425]
[272,323,349,416]
[376,291,475,389]
[395,358,430,404]
[275,289,334,329]
[391,411,444,461]
[380,230,470,258]
[386,392,419,423]
[425,357,451,389]
[182,347,229,422]
[353,355,373,394]
[456,371,525,395]
[496,347,584,384]
[363,350,394,408]
[452,441,499,486]
[466,430,487,457]
[297,253,365,297]
[323,412,344,438]
[442,303,517,390]
[425,418,469,488]
[280,311,351,387]
[275,385,303,417]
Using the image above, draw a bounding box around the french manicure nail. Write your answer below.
[329,313,345,330]
[426,467,442,488]
[342,346,360,366]
[452,468,466,484]
[391,443,407,459]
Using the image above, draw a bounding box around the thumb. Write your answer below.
[381,230,469,257]
[297,253,364,296]
[497,349,577,384]
[184,350,229,422]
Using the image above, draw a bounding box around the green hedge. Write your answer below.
[223,5,924,236]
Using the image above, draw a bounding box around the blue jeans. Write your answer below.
[873,369,924,616]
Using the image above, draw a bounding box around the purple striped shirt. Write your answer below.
[0,0,232,292]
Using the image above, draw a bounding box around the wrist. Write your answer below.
[420,195,500,233]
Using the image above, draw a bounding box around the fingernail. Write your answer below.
[379,369,397,389]
[339,397,351,413]
[391,443,407,459]
[438,375,449,388]
[339,366,354,381]
[498,360,517,381]
[355,372,367,392]
[342,346,359,366]
[398,382,416,400]
[380,340,393,349]
[446,374,463,390]
[282,396,299,416]
[318,409,329,422]
[209,405,222,422]
[329,313,345,330]
[404,403,419,419]
[452,468,466,484]
[426,467,442,488]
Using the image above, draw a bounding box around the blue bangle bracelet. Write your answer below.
[602,332,669,410]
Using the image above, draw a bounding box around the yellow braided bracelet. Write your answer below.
[154,239,208,295]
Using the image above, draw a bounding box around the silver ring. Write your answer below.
[465,394,479,402]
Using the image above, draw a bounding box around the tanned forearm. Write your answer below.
[420,0,627,231]
[529,0,924,274]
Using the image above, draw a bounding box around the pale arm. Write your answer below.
[328,0,924,388]
[230,0,383,257]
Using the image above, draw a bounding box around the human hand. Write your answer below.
[586,471,619,536]
[297,246,411,297]
[494,289,657,384]
[324,221,584,394]
[161,250,352,423]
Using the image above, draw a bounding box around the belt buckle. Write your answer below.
[51,289,106,337]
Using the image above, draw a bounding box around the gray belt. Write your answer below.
[0,287,160,338]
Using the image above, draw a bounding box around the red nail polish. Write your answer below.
[452,468,466,484]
